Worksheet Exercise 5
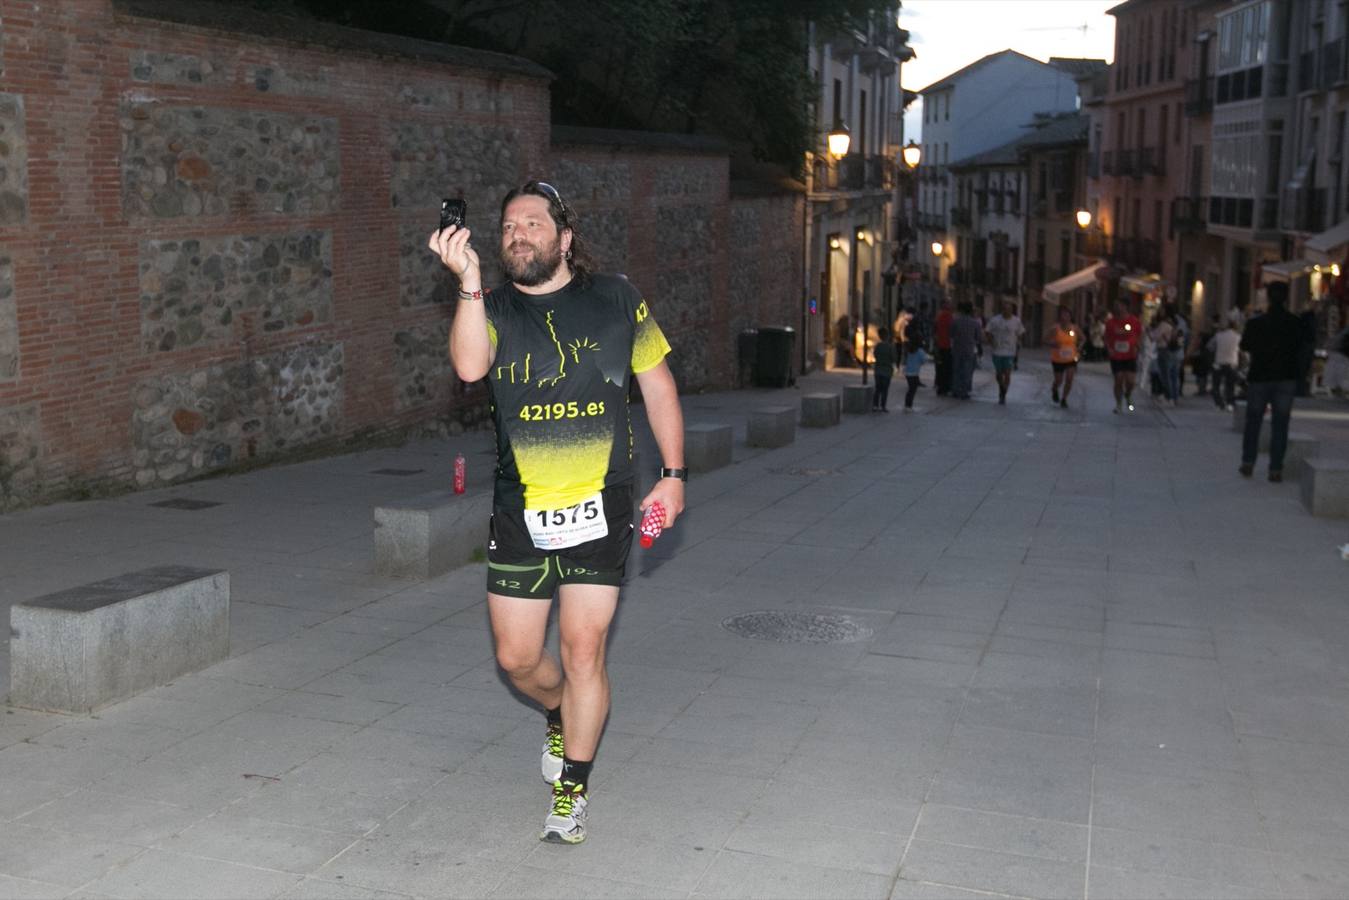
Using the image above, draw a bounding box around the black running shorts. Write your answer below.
[487,483,634,600]
[1110,358,1138,374]
[1051,361,1078,373]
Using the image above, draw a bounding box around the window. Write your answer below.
[944,93,950,121]
[833,79,843,126]
[1137,108,1147,149]
[1217,1,1270,72]
[1060,233,1072,278]
[1154,199,1163,241]
[1176,103,1183,143]
[1159,104,1168,151]
[943,142,948,165]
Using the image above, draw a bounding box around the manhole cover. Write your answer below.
[721,610,873,644]
[149,498,222,510]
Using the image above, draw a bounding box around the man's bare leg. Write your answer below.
[488,592,563,709]
[556,582,620,762]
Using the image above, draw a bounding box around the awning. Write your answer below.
[1043,262,1105,301]
[1306,218,1349,264]
[1261,259,1315,282]
[1120,273,1169,294]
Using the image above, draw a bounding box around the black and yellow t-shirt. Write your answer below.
[484,274,671,511]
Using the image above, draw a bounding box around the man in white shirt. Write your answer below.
[1208,319,1242,410]
[984,301,1026,405]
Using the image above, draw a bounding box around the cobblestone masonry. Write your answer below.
[657,267,713,389]
[397,78,515,114]
[388,120,520,213]
[120,104,340,218]
[130,51,229,85]
[0,92,27,225]
[139,232,333,351]
[131,341,344,486]
[0,3,801,510]
[657,203,714,264]
[0,255,16,379]
[728,203,760,336]
[0,403,40,505]
[393,320,455,412]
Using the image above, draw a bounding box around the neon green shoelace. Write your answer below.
[546,724,565,757]
[552,783,585,816]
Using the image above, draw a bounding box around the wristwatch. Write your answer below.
[659,467,688,483]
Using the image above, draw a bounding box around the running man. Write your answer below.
[1104,298,1142,413]
[984,300,1025,405]
[1046,305,1081,408]
[429,181,687,844]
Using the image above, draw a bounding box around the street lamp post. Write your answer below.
[851,227,866,385]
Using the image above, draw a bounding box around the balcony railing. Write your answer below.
[1140,146,1165,177]
[1072,233,1161,272]
[1283,186,1328,233]
[1184,77,1214,116]
[1119,148,1142,178]
[1171,196,1208,232]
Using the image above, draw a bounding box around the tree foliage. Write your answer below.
[246,0,896,173]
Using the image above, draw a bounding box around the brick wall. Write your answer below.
[0,0,802,510]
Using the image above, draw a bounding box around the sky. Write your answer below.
[902,0,1119,142]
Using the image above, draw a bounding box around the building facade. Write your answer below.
[1093,0,1349,341]
[804,6,914,368]
[915,51,1088,297]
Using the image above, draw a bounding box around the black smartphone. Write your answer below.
[439,198,467,232]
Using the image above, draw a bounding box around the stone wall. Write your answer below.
[0,1,803,510]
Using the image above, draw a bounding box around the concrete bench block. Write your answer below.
[748,406,796,448]
[842,384,871,414]
[1261,431,1319,475]
[685,423,733,473]
[801,392,841,428]
[1300,458,1349,518]
[375,491,491,578]
[9,566,229,714]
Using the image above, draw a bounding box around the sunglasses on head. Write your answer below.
[527,181,566,211]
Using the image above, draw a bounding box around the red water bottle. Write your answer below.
[638,501,665,548]
[453,453,466,495]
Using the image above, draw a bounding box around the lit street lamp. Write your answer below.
[902,140,922,170]
[931,241,944,257]
[827,122,851,160]
[1076,209,1092,229]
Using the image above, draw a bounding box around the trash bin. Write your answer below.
[737,328,759,388]
[755,326,796,388]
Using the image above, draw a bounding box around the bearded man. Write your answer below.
[428,181,687,844]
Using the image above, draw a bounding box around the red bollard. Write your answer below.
[453,453,466,495]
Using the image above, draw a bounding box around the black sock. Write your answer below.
[561,757,592,788]
[545,705,562,728]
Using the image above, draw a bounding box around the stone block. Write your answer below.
[1300,458,1349,518]
[9,566,230,714]
[842,384,871,414]
[748,406,796,449]
[685,423,733,473]
[1261,431,1319,476]
[801,392,841,428]
[374,491,491,578]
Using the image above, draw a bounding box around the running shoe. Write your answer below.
[540,780,588,844]
[1060,398,1068,408]
[1052,387,1060,403]
[541,721,564,785]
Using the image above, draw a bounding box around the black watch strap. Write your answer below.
[659,466,688,482]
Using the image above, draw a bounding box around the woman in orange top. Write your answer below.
[1046,305,1082,409]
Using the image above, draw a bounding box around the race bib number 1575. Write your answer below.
[524,492,607,550]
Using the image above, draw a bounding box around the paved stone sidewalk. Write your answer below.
[2,353,1348,899]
